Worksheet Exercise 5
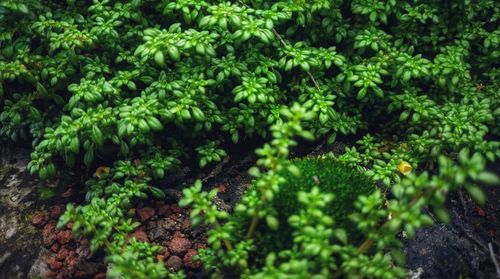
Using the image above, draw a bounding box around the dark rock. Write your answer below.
[94,272,106,279]
[158,204,171,216]
[137,207,155,222]
[148,226,168,242]
[166,256,183,271]
[158,219,177,231]
[168,237,191,255]
[75,260,101,275]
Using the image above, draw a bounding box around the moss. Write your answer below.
[249,156,375,263]
[37,186,56,200]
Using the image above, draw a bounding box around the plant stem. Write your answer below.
[246,213,259,239]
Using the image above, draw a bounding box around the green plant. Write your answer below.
[1,0,499,277]
[181,132,498,278]
[247,156,375,262]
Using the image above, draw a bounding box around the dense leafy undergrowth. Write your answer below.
[1,0,499,278]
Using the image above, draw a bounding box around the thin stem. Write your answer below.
[246,214,259,239]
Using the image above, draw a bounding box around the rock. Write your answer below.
[166,256,183,271]
[75,260,102,276]
[55,247,70,261]
[66,252,79,267]
[43,223,57,246]
[148,226,167,242]
[47,257,63,270]
[170,204,181,214]
[158,219,177,231]
[137,207,155,222]
[94,272,106,279]
[183,249,201,269]
[57,230,73,245]
[168,237,191,255]
[131,229,149,242]
[31,211,47,227]
[50,243,60,253]
[163,248,171,259]
[49,205,63,219]
[158,204,171,216]
[180,219,191,232]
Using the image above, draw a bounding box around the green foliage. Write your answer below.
[181,130,498,278]
[248,156,375,262]
[1,0,499,278]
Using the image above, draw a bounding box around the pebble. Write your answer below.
[168,237,191,255]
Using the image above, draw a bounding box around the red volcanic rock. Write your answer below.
[137,207,155,222]
[50,243,60,253]
[49,205,63,219]
[47,257,63,270]
[170,204,181,214]
[66,253,79,267]
[131,229,149,242]
[55,247,70,261]
[194,243,207,250]
[93,272,106,279]
[43,223,57,246]
[31,211,47,227]
[57,230,73,245]
[166,256,183,271]
[168,237,191,255]
[183,249,201,269]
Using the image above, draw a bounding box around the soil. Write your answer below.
[1,141,499,278]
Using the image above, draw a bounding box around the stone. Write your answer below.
[137,207,155,222]
[180,219,191,232]
[183,249,201,269]
[170,204,181,214]
[93,272,106,279]
[168,237,191,255]
[57,230,73,245]
[50,243,60,253]
[55,247,70,261]
[49,205,63,219]
[158,204,171,216]
[43,223,57,246]
[31,211,47,227]
[166,256,183,271]
[131,229,149,242]
[147,226,167,242]
[158,219,177,231]
[47,257,63,270]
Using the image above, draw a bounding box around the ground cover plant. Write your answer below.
[0,0,499,278]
